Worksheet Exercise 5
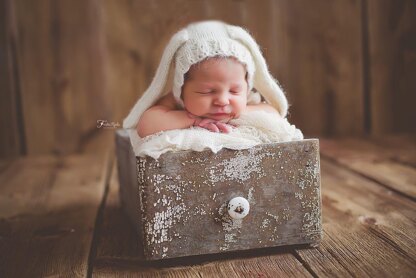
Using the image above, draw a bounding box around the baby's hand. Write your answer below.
[197,118,233,133]
[187,112,234,133]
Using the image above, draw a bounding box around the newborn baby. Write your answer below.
[138,57,278,137]
[123,21,302,158]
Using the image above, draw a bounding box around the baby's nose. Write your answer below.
[214,93,230,106]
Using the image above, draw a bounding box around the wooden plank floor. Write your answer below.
[0,132,415,277]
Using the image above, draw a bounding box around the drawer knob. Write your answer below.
[228,197,250,219]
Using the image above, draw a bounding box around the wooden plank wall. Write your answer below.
[0,0,24,157]
[1,0,415,158]
[367,0,416,135]
[104,0,366,137]
[1,0,111,157]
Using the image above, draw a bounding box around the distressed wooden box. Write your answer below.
[115,130,322,260]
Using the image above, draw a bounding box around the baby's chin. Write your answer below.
[205,113,234,121]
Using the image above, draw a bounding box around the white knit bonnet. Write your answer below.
[123,20,288,130]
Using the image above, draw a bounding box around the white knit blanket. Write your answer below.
[128,110,303,159]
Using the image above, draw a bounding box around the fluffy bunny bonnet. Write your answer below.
[123,20,288,130]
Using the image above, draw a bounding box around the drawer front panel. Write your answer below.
[136,140,322,260]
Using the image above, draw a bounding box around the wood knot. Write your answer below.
[358,216,377,225]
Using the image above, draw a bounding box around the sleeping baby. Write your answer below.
[123,21,302,158]
[138,56,278,137]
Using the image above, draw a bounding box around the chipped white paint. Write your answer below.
[137,159,146,184]
[295,192,304,200]
[282,208,291,221]
[162,246,168,258]
[146,203,186,245]
[137,158,147,214]
[140,169,191,256]
[212,193,217,200]
[296,154,322,240]
[153,174,166,184]
[220,218,243,251]
[208,149,270,183]
[194,205,208,215]
[266,212,280,222]
[261,218,271,228]
[269,226,279,242]
[247,187,255,204]
[216,202,243,251]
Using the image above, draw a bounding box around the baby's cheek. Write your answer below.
[241,102,249,116]
[185,100,206,115]
[236,97,248,110]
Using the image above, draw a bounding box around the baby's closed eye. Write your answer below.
[196,89,215,95]
[230,90,242,94]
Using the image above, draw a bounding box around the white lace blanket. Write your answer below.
[128,110,303,159]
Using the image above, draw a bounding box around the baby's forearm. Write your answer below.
[137,108,195,137]
[137,102,277,137]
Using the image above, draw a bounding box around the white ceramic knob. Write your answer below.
[227,197,250,219]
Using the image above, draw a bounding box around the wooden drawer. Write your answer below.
[116,130,322,260]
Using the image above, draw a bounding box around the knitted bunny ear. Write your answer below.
[123,29,189,129]
[226,25,288,118]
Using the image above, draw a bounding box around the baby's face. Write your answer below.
[182,58,248,121]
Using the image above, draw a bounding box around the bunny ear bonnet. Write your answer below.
[123,20,288,133]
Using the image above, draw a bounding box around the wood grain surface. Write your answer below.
[0,152,112,277]
[367,0,416,134]
[0,0,23,158]
[320,137,416,200]
[295,160,416,277]
[0,135,415,277]
[273,0,365,136]
[90,135,415,277]
[11,0,109,156]
[104,0,365,136]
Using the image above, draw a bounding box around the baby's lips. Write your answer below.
[211,110,231,115]
[211,105,232,114]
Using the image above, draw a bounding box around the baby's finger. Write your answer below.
[216,122,232,133]
[204,122,220,133]
[199,118,216,126]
